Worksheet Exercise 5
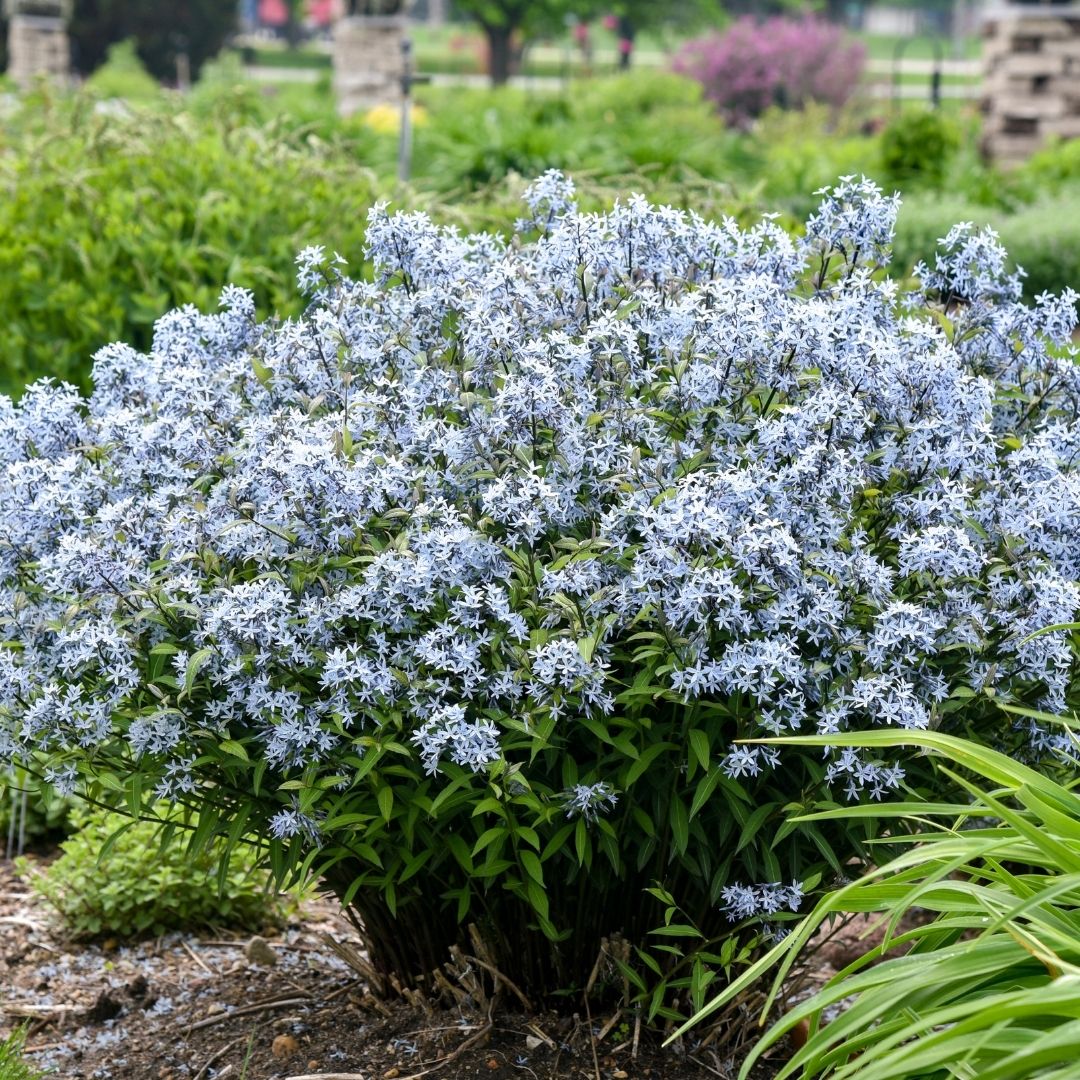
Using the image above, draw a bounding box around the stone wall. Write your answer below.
[982,5,1080,165]
[332,15,405,117]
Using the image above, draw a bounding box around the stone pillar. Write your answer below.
[333,14,407,117]
[5,0,70,88]
[982,3,1080,165]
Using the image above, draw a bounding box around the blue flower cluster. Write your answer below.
[1,173,1078,872]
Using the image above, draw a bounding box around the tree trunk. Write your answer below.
[484,22,515,87]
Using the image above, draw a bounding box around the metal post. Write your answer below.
[930,38,943,109]
[397,37,431,184]
[398,37,413,183]
[892,36,945,112]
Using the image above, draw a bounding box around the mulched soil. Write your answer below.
[1,856,797,1080]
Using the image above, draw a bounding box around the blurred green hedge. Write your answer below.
[0,91,385,395]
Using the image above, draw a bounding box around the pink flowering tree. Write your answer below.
[674,16,867,129]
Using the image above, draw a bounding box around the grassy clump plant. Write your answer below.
[0,1029,42,1080]
[684,725,1080,1079]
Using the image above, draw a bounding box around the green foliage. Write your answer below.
[69,0,236,82]
[410,72,756,190]
[610,0,723,33]
[680,726,1080,1079]
[0,73,757,394]
[0,1028,42,1080]
[1019,136,1080,194]
[891,193,991,275]
[879,108,960,188]
[754,106,881,218]
[83,39,162,102]
[24,804,282,939]
[0,95,382,395]
[996,200,1080,305]
[2,70,1077,398]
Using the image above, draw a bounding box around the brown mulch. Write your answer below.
[1,856,800,1080]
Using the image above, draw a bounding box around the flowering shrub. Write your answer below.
[673,17,866,129]
[1,173,1079,1004]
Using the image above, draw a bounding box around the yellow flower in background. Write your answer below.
[364,102,428,134]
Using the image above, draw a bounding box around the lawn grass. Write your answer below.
[242,45,331,69]
[856,30,982,61]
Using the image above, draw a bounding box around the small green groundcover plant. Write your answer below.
[2,173,1079,1018]
[0,1028,42,1080]
[22,805,282,939]
[682,725,1080,1078]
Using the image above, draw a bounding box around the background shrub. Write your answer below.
[753,105,881,218]
[24,806,282,939]
[0,96,380,395]
[69,0,236,83]
[894,193,1080,304]
[673,16,866,129]
[0,75,759,393]
[408,71,753,191]
[880,108,960,189]
[1020,135,1080,194]
[83,39,162,103]
[996,200,1080,305]
[15,73,1073,397]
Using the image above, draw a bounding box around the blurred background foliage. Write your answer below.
[1,38,1078,396]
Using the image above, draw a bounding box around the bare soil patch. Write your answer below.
[1,857,790,1080]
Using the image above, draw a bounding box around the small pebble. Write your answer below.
[245,935,278,967]
[271,1033,300,1059]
